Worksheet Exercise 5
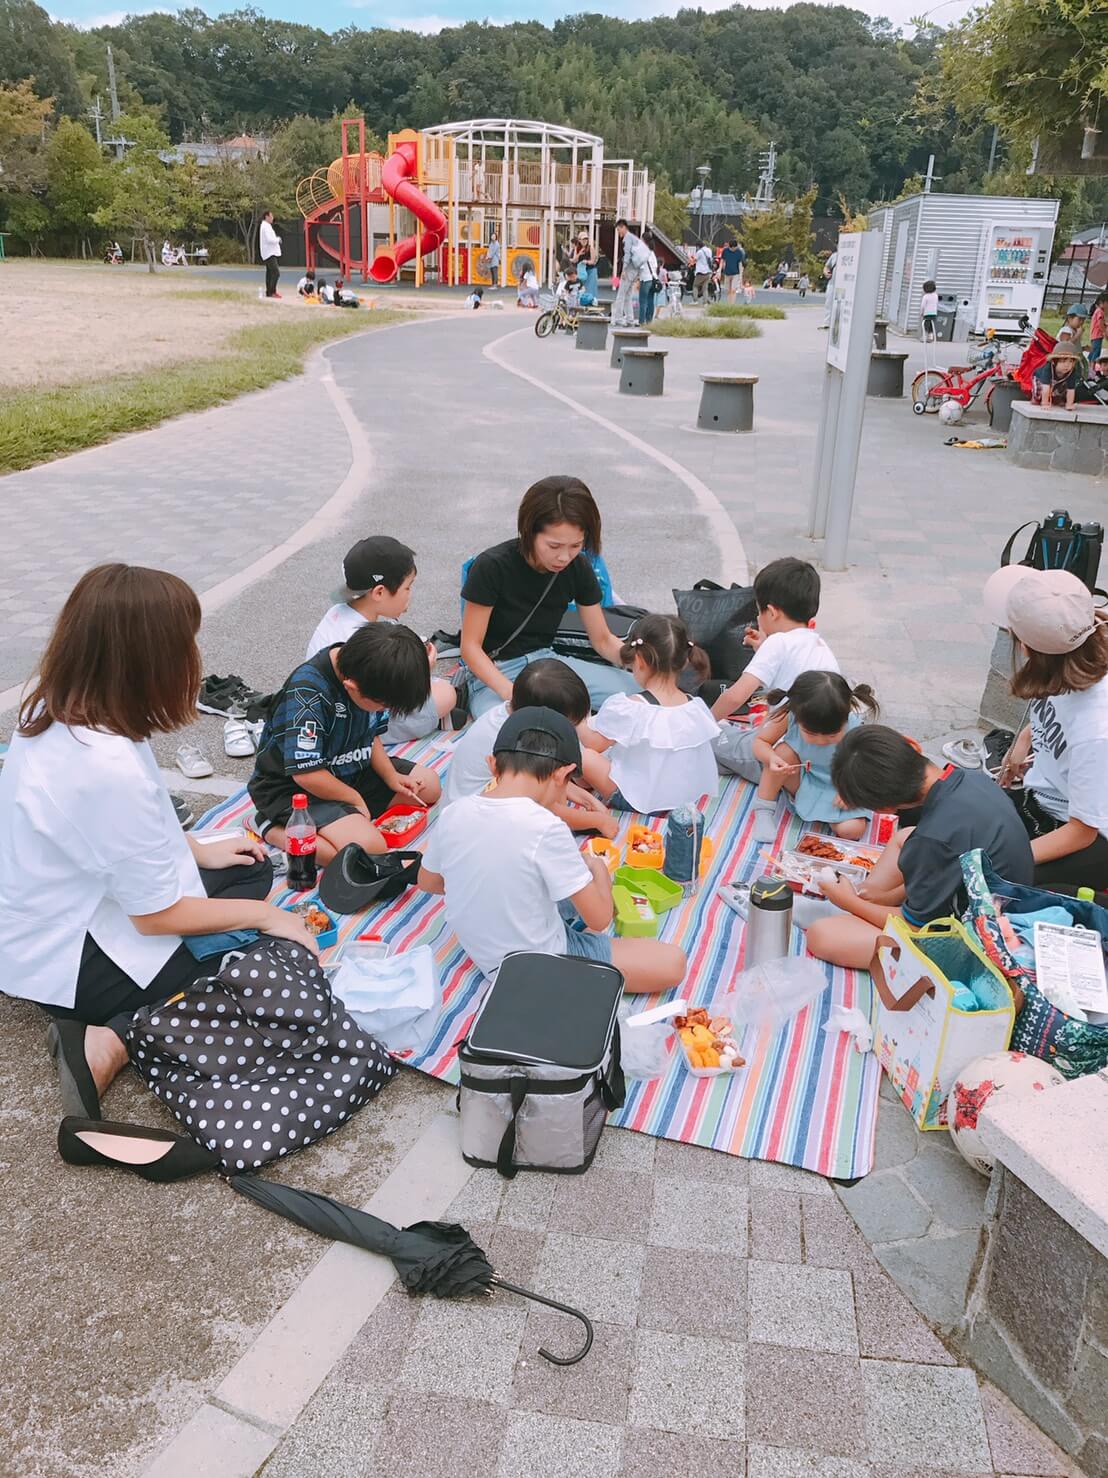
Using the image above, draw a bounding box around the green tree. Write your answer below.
[205,148,293,264]
[94,111,182,271]
[0,0,81,115]
[0,78,52,197]
[46,116,109,253]
[651,182,689,243]
[3,190,49,250]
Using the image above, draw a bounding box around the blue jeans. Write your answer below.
[467,647,637,717]
[638,280,657,325]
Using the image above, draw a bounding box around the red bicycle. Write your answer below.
[911,342,1005,416]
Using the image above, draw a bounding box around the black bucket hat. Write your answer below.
[319,845,421,915]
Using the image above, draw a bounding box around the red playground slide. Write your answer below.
[369,140,447,283]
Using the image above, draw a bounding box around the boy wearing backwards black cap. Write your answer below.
[419,707,685,994]
[306,535,459,740]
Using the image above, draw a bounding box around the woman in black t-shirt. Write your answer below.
[460,476,638,716]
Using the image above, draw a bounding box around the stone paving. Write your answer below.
[0,306,1095,1477]
[261,1133,1079,1478]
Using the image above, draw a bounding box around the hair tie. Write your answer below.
[628,636,644,648]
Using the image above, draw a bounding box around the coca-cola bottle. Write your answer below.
[285,793,317,889]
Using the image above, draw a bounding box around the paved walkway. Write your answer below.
[0,310,1090,1478]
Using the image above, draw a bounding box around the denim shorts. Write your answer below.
[562,923,613,963]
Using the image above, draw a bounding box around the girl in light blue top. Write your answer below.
[750,670,879,843]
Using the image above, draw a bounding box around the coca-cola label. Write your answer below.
[287,836,317,855]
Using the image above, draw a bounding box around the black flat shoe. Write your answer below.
[58,1117,219,1183]
[46,1020,101,1120]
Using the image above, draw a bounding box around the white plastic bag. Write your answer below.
[332,946,442,1055]
[618,1004,674,1080]
[722,956,828,1031]
[822,1004,873,1053]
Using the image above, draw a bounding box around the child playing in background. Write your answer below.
[712,557,840,783]
[797,272,810,299]
[750,671,878,843]
[463,287,484,309]
[419,707,686,993]
[306,535,459,741]
[588,614,719,814]
[444,656,617,836]
[1088,291,1106,365]
[920,279,939,342]
[517,265,539,308]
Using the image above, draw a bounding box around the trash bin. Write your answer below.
[935,292,957,343]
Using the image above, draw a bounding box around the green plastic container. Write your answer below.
[612,884,658,938]
[613,866,683,915]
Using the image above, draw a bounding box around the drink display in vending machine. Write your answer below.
[974,219,1055,336]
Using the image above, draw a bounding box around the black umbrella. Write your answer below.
[230,1175,594,1365]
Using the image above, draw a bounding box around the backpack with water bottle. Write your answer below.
[1000,509,1104,599]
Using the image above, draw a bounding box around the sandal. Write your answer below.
[941,738,985,770]
[223,716,258,758]
[175,744,213,778]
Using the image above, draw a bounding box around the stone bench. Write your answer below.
[697,373,758,432]
[619,348,667,397]
[873,318,890,351]
[575,314,608,352]
[867,350,909,398]
[610,327,649,369]
[1007,401,1108,477]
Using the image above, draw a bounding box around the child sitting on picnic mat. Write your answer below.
[802,726,1033,969]
[711,557,840,782]
[419,707,686,995]
[443,656,617,836]
[750,671,877,844]
[250,622,441,865]
[306,535,460,742]
[587,614,719,814]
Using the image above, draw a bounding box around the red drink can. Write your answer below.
[875,812,897,845]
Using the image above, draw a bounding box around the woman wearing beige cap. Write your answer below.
[984,565,1108,891]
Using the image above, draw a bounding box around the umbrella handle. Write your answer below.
[490,1276,594,1366]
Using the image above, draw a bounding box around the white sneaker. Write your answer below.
[223,716,257,758]
[175,744,212,779]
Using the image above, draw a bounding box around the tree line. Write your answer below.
[0,0,1104,264]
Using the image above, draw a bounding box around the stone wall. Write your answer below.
[1007,403,1108,477]
[958,1167,1108,1476]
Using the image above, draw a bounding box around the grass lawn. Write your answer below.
[0,311,408,473]
[651,317,761,339]
[706,303,786,320]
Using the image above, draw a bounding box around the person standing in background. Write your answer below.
[260,210,282,299]
[485,231,501,289]
[721,238,746,301]
[638,231,661,325]
[692,240,714,303]
[612,220,648,327]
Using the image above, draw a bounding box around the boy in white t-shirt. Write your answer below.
[443,657,616,836]
[420,707,685,993]
[711,557,840,783]
[306,535,459,742]
[920,279,939,341]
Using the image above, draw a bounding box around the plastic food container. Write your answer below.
[586,837,621,874]
[285,899,339,950]
[675,1000,746,1078]
[612,883,658,938]
[372,802,429,849]
[699,835,716,878]
[773,833,881,892]
[626,824,664,870]
[344,934,391,964]
[614,865,683,915]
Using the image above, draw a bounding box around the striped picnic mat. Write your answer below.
[196,733,880,1179]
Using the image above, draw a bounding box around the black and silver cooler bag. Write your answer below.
[457,952,626,1178]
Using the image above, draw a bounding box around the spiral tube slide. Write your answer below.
[369,141,447,284]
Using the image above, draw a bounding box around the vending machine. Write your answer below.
[973,220,1055,335]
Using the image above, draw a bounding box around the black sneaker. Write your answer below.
[171,794,195,830]
[197,674,242,716]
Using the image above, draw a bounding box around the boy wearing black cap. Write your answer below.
[419,707,685,994]
[306,535,458,741]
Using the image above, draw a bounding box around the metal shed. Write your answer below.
[874,192,1059,336]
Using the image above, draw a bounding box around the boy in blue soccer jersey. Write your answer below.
[249,623,441,862]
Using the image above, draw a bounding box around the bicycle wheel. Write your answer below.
[535,312,555,339]
[911,370,948,414]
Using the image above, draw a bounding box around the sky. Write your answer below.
[59,0,979,39]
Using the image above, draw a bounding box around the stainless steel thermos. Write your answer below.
[744,877,794,964]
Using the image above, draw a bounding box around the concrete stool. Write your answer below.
[988,377,1026,433]
[610,328,649,369]
[576,315,608,352]
[619,348,667,397]
[867,350,909,397]
[697,374,758,432]
[873,318,890,351]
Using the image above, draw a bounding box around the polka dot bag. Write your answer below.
[127,939,397,1173]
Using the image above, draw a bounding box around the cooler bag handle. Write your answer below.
[496,1076,529,1180]
[870,935,937,1012]
[601,1022,626,1111]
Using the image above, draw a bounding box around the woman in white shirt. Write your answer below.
[0,564,315,1114]
[589,614,719,814]
[986,566,1108,891]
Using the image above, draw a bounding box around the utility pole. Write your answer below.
[986,125,999,175]
[104,43,127,159]
[922,153,939,193]
[754,142,777,208]
[87,95,104,146]
[695,162,711,240]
